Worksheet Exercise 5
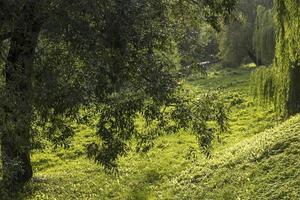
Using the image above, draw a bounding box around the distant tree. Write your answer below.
[0,0,236,190]
[217,0,273,67]
[253,6,275,66]
[180,25,219,62]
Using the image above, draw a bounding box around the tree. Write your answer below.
[179,25,217,66]
[1,0,45,186]
[252,0,300,117]
[253,5,275,66]
[0,0,236,189]
[217,0,273,67]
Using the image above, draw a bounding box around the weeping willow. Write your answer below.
[251,66,275,104]
[252,0,300,117]
[253,5,275,65]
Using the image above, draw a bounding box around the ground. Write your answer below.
[2,65,300,199]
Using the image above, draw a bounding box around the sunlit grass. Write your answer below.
[6,65,299,199]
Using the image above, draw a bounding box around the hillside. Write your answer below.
[3,66,299,200]
[173,114,300,199]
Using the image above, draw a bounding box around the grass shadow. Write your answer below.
[0,177,47,200]
[128,169,162,200]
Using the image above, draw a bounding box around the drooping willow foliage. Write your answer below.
[253,5,275,66]
[251,0,300,117]
[250,66,275,105]
[217,0,273,67]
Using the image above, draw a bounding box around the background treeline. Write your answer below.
[203,0,275,67]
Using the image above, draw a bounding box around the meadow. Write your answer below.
[4,65,299,200]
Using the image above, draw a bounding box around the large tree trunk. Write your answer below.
[1,0,42,188]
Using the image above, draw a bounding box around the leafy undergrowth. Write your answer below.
[4,66,300,199]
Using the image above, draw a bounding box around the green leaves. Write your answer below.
[253,6,275,66]
[88,85,230,170]
[32,0,235,170]
[171,90,229,156]
[252,0,300,116]
[217,0,273,67]
[0,0,237,178]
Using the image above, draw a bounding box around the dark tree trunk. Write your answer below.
[287,63,300,116]
[1,0,42,188]
[247,49,263,66]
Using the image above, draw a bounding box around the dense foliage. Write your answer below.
[217,0,274,67]
[253,5,275,66]
[0,0,237,192]
[252,0,300,116]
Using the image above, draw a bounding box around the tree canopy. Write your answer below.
[0,0,236,190]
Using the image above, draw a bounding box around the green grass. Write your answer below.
[3,65,300,199]
[172,115,300,199]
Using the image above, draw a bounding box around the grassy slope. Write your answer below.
[7,66,300,199]
[173,114,300,200]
